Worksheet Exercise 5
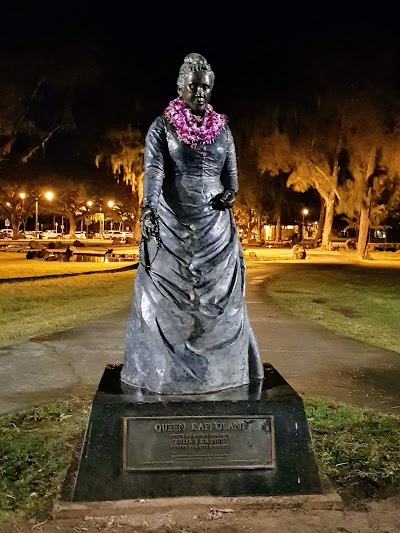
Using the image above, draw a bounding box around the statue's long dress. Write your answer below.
[121,116,263,394]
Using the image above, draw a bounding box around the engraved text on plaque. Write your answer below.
[123,415,275,471]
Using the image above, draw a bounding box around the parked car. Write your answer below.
[103,230,121,239]
[23,231,43,239]
[103,230,133,239]
[42,230,63,239]
[64,231,87,239]
[0,229,13,239]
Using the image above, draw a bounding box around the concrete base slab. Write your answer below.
[53,477,343,520]
[70,364,323,501]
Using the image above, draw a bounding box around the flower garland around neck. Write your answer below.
[164,97,228,148]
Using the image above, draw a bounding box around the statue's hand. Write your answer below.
[220,188,236,209]
[141,206,157,240]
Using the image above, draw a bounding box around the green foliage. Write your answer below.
[0,398,90,520]
[95,126,144,194]
[254,129,294,176]
[305,399,400,500]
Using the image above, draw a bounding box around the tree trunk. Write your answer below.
[10,213,20,240]
[357,150,376,259]
[133,216,141,243]
[68,214,77,236]
[276,184,284,242]
[321,191,335,249]
[276,214,282,242]
[247,208,252,241]
[357,188,372,259]
[315,198,325,243]
[258,213,263,241]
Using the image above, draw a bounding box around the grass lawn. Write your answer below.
[267,261,400,354]
[0,251,134,278]
[0,252,136,346]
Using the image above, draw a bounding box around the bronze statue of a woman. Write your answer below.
[121,53,263,394]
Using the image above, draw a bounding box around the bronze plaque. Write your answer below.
[123,415,275,471]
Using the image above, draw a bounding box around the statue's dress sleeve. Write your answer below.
[142,117,167,209]
[221,126,239,193]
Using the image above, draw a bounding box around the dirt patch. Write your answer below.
[5,496,400,532]
[310,299,360,319]
[329,305,361,319]
[312,297,328,304]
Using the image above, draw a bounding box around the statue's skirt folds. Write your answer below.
[121,193,263,394]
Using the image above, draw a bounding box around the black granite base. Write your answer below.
[69,363,322,501]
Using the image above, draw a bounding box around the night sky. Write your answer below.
[2,2,400,140]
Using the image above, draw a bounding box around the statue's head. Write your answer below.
[177,53,215,114]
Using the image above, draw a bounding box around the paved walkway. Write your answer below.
[1,256,400,415]
[246,263,400,414]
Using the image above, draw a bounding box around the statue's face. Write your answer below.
[181,71,212,114]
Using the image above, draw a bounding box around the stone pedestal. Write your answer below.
[68,363,322,501]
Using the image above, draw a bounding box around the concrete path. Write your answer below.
[246,264,400,414]
[1,258,400,415]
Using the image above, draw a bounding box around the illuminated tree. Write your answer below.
[337,93,400,258]
[286,91,345,249]
[0,183,36,239]
[235,138,265,241]
[252,123,296,241]
[0,159,55,238]
[45,181,94,236]
[95,126,144,240]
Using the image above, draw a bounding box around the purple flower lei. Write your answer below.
[164,97,228,148]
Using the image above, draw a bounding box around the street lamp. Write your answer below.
[107,200,115,230]
[19,193,27,232]
[85,201,94,234]
[302,208,309,240]
[35,191,54,231]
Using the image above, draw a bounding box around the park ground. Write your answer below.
[2,244,400,532]
[4,495,400,532]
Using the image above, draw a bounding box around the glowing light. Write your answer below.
[301,208,309,240]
